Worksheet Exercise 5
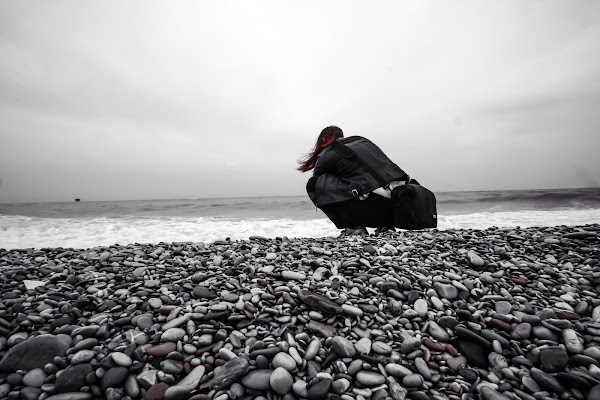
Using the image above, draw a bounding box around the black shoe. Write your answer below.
[374,226,395,234]
[339,226,369,237]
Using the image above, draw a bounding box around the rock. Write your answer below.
[270,367,293,394]
[192,286,217,299]
[213,357,248,390]
[56,364,93,392]
[428,321,451,342]
[0,335,69,372]
[355,337,372,354]
[563,329,584,354]
[386,363,413,378]
[457,339,488,368]
[240,369,273,390]
[467,251,485,267]
[531,367,564,393]
[146,382,169,400]
[342,304,363,317]
[306,378,332,400]
[45,394,93,400]
[356,370,386,386]
[414,299,428,317]
[540,347,569,372]
[480,386,511,400]
[163,385,192,400]
[146,342,177,356]
[100,367,129,391]
[403,374,424,387]
[433,282,458,300]
[272,352,296,371]
[331,336,357,357]
[22,368,46,387]
[161,328,186,342]
[297,290,343,313]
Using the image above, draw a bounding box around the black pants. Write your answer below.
[320,193,393,229]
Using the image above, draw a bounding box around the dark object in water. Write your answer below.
[75,198,80,202]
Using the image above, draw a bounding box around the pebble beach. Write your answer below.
[1,224,599,400]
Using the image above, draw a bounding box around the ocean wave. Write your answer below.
[1,208,600,250]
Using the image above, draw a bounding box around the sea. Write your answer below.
[1,188,600,250]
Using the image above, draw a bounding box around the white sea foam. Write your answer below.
[1,208,600,250]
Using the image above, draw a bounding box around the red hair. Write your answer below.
[297,126,344,172]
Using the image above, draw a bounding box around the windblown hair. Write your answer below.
[297,126,344,172]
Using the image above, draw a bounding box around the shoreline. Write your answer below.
[1,224,599,400]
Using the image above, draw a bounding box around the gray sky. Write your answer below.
[1,0,599,203]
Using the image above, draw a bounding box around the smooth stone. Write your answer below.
[428,321,451,342]
[355,337,372,354]
[306,321,334,338]
[356,370,385,386]
[304,339,321,360]
[457,340,488,368]
[270,367,293,394]
[447,356,468,371]
[163,385,192,400]
[540,347,569,372]
[587,385,600,400]
[46,394,93,400]
[161,328,186,342]
[342,304,364,317]
[522,375,541,392]
[0,335,69,371]
[512,322,532,339]
[71,349,95,364]
[480,386,511,400]
[306,378,332,400]
[213,357,248,390]
[494,301,512,315]
[22,368,46,388]
[146,382,169,400]
[162,315,188,331]
[415,357,431,380]
[292,380,308,397]
[414,299,428,317]
[372,341,392,355]
[402,373,424,387]
[401,337,422,354]
[111,352,132,367]
[240,369,273,390]
[100,367,129,391]
[433,282,458,300]
[332,378,351,394]
[161,359,184,374]
[297,290,343,314]
[272,352,296,371]
[177,365,206,389]
[385,363,413,377]
[467,251,485,267]
[146,342,177,356]
[531,367,564,393]
[21,388,43,400]
[331,336,357,357]
[55,364,93,392]
[192,286,217,299]
[281,271,306,280]
[563,329,584,354]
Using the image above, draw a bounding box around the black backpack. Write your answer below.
[391,179,437,229]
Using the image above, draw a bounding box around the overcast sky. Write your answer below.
[1,1,599,203]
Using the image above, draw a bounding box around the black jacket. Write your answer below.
[306,136,407,207]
